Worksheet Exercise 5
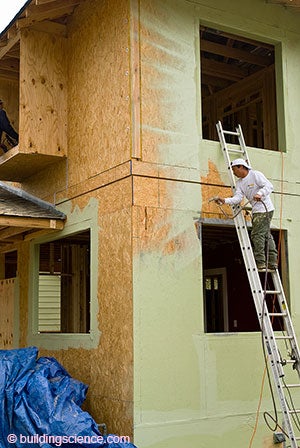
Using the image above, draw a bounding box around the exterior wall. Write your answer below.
[133,0,300,447]
[10,0,300,447]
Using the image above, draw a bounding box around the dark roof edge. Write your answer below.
[0,181,66,220]
[0,0,32,39]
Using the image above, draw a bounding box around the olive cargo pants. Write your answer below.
[251,211,278,267]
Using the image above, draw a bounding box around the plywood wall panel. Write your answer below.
[19,29,67,155]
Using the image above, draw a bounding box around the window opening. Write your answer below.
[202,224,287,332]
[204,268,229,332]
[38,230,90,333]
[5,250,17,278]
[200,26,278,150]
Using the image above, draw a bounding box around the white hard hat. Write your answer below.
[231,158,251,169]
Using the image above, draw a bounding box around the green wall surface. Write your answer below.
[133,0,300,447]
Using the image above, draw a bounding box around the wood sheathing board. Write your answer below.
[66,0,131,185]
[89,204,133,435]
[201,160,232,220]
[19,28,67,156]
[0,279,15,348]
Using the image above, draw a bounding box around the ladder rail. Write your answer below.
[272,270,300,378]
[216,120,300,448]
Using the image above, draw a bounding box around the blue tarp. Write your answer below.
[0,347,137,448]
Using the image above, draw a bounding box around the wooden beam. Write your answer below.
[30,20,67,37]
[0,58,19,73]
[0,33,20,61]
[0,227,28,239]
[0,216,64,230]
[26,0,80,17]
[201,73,232,89]
[200,26,274,50]
[17,3,79,28]
[35,0,61,4]
[201,58,249,81]
[201,40,273,67]
[0,70,19,82]
[23,228,61,241]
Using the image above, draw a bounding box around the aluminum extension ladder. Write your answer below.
[216,120,300,447]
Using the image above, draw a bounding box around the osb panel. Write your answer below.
[98,176,133,215]
[93,206,133,432]
[19,28,67,155]
[133,205,193,257]
[0,279,15,349]
[133,176,159,208]
[87,395,133,439]
[0,79,19,132]
[66,0,131,184]
[201,160,232,220]
[38,348,92,388]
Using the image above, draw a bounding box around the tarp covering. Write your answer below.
[0,347,137,448]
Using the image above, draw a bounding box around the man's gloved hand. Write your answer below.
[209,196,225,205]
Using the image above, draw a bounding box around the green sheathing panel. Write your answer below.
[133,0,300,446]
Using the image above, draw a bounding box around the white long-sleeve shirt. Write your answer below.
[224,170,275,213]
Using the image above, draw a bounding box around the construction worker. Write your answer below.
[214,158,278,271]
[0,99,19,153]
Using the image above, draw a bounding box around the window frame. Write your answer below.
[199,22,286,153]
[200,219,289,334]
[28,216,100,350]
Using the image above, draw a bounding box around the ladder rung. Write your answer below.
[266,290,281,294]
[226,148,244,154]
[275,335,293,340]
[285,384,300,388]
[285,359,296,364]
[222,130,240,136]
[269,312,287,317]
[289,409,300,414]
